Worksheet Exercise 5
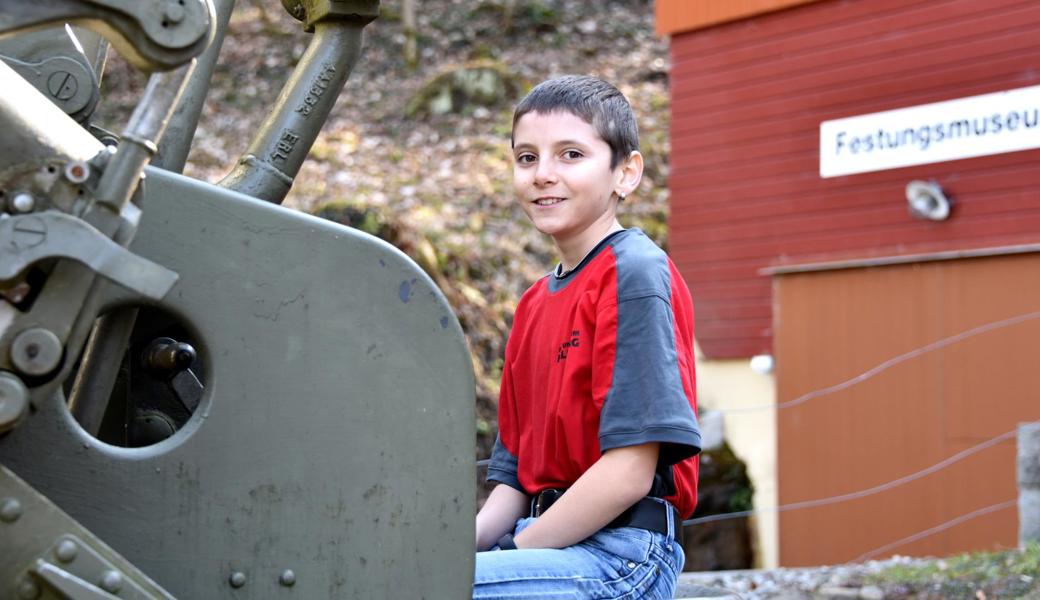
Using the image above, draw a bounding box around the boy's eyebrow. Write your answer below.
[512,139,591,152]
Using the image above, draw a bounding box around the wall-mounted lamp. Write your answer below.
[905,180,951,221]
[750,354,774,375]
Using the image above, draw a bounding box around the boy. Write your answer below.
[473,75,701,599]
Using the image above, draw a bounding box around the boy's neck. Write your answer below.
[556,220,625,272]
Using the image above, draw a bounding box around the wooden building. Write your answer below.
[657,0,1040,566]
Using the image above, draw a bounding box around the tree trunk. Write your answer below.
[403,0,418,69]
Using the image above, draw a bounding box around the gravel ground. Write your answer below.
[675,556,932,600]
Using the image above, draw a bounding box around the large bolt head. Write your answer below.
[0,372,29,432]
[54,539,78,563]
[0,497,23,522]
[11,328,62,377]
[11,193,34,213]
[64,162,90,184]
[99,570,123,593]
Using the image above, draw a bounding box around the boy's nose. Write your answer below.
[534,160,558,185]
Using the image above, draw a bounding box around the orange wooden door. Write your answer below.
[774,251,1040,565]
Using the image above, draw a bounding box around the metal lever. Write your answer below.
[0,0,215,72]
[0,213,178,300]
[219,0,379,203]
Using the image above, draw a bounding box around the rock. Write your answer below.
[405,60,524,118]
[577,19,597,34]
[674,578,745,599]
[815,585,860,598]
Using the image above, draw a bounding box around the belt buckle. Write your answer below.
[533,488,563,517]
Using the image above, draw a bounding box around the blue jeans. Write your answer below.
[473,499,685,599]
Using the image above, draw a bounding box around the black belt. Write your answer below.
[530,488,683,544]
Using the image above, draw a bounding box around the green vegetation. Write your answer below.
[862,543,1040,599]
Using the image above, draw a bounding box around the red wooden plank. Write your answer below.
[670,0,939,62]
[676,279,772,301]
[695,335,773,357]
[672,34,1040,122]
[694,319,774,339]
[671,191,1040,244]
[672,0,1036,90]
[669,150,1040,204]
[673,212,1040,264]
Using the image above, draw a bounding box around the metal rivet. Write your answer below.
[11,192,34,213]
[626,561,636,569]
[55,539,78,563]
[279,569,296,587]
[0,497,22,522]
[11,328,62,377]
[229,571,246,588]
[164,3,186,24]
[16,578,40,599]
[64,162,90,184]
[99,570,123,593]
[0,373,30,434]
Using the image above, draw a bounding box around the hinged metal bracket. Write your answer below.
[0,212,178,301]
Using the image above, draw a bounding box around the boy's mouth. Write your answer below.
[534,197,565,206]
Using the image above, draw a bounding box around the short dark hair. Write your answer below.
[511,75,639,169]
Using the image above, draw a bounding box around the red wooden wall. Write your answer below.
[666,0,1040,359]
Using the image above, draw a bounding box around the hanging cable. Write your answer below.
[681,423,1029,526]
[720,309,1040,415]
[852,500,1016,563]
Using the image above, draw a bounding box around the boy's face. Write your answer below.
[512,110,629,255]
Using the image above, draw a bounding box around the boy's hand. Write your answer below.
[475,483,529,551]
[512,443,659,549]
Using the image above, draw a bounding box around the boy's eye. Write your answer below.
[516,153,537,164]
[562,150,584,160]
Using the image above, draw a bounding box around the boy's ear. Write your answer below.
[615,151,644,199]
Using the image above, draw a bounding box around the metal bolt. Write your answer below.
[16,578,40,599]
[99,570,123,593]
[54,539,78,563]
[0,373,29,433]
[11,328,62,377]
[46,71,77,101]
[0,497,22,522]
[229,571,246,588]
[163,2,186,24]
[9,215,47,250]
[279,569,296,587]
[64,162,90,184]
[11,192,33,213]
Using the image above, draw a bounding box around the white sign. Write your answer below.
[820,85,1040,178]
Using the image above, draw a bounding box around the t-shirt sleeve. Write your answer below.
[486,434,524,493]
[596,292,701,466]
[487,338,526,493]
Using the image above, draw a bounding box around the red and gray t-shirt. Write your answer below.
[488,228,701,518]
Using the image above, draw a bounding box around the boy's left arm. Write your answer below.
[511,442,659,549]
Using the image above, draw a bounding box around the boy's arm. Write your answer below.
[476,483,529,551]
[512,442,659,549]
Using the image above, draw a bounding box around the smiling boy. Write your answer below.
[474,75,701,599]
